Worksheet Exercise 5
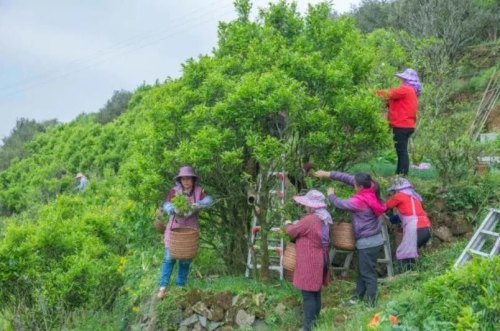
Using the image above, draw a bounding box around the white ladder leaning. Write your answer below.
[245,171,286,280]
[454,208,500,268]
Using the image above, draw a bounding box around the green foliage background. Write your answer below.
[0,0,498,329]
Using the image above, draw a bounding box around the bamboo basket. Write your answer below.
[284,268,294,282]
[283,242,296,272]
[332,222,356,251]
[170,228,199,259]
[154,220,166,234]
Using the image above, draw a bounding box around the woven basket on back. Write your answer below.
[394,227,403,247]
[283,242,296,272]
[332,222,356,251]
[284,268,294,282]
[154,220,166,234]
[170,228,199,259]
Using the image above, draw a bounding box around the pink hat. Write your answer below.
[293,189,327,209]
[175,166,197,180]
[395,68,420,82]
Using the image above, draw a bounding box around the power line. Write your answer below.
[0,0,226,90]
[0,1,235,97]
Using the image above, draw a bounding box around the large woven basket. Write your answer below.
[284,268,294,282]
[283,243,296,272]
[394,227,403,247]
[332,222,356,251]
[170,228,199,259]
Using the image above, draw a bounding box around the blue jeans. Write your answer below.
[159,248,191,287]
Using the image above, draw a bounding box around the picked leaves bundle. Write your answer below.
[171,193,193,215]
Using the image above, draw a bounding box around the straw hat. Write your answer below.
[388,177,414,192]
[175,166,197,180]
[293,189,327,209]
[395,68,420,83]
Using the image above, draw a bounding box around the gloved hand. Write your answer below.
[389,214,402,225]
[313,170,330,178]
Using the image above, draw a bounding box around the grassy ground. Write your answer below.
[314,240,467,330]
[131,240,467,331]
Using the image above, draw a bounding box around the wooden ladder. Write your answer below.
[454,208,500,268]
[330,217,394,278]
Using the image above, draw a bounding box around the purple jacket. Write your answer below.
[327,171,384,240]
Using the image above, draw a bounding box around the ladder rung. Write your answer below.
[331,266,349,270]
[480,230,499,237]
[333,250,355,254]
[377,259,391,263]
[246,264,282,271]
[253,245,282,250]
[469,249,490,257]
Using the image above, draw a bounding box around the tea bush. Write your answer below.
[396,256,500,330]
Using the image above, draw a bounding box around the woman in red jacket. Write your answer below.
[285,189,331,331]
[386,178,431,270]
[377,69,422,175]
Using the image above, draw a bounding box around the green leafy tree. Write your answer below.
[95,90,132,124]
[353,0,495,60]
[352,0,393,33]
[0,3,395,324]
[121,0,390,278]
[0,118,57,171]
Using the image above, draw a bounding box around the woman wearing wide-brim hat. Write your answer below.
[284,189,332,331]
[376,68,422,176]
[156,166,213,299]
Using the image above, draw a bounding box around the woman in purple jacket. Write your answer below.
[314,170,386,306]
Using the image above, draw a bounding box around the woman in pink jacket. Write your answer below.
[285,189,332,331]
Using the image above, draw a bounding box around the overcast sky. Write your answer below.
[0,0,360,141]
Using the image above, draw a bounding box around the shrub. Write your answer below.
[397,256,500,330]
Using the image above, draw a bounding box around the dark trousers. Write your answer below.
[417,227,431,248]
[355,245,382,305]
[302,290,321,331]
[399,227,432,267]
[393,127,414,175]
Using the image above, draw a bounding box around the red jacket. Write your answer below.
[285,214,329,291]
[386,192,431,229]
[378,85,418,128]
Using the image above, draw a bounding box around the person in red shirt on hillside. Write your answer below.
[285,189,331,331]
[377,68,422,175]
[386,177,431,270]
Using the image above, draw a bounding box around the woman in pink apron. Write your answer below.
[386,178,431,270]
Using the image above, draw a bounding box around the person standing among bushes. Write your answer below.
[376,68,422,175]
[284,189,331,331]
[314,170,386,307]
[156,166,213,300]
[386,177,431,270]
[75,172,88,191]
